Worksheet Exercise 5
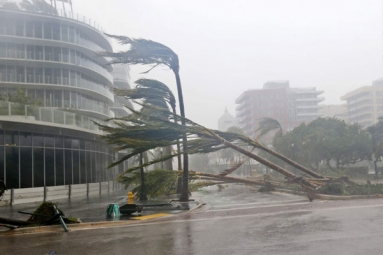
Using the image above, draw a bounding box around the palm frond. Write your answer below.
[101,34,178,70]
[256,117,283,139]
[219,158,249,176]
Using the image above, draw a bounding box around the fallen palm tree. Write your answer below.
[99,104,345,200]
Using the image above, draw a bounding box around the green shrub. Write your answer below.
[318,182,344,195]
[344,183,383,195]
[258,183,275,192]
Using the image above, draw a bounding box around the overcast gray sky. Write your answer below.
[72,0,382,129]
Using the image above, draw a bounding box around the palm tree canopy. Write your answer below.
[256,117,283,139]
[99,105,279,171]
[99,106,239,169]
[114,78,177,118]
[101,34,179,72]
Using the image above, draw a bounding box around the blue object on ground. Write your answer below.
[106,203,120,217]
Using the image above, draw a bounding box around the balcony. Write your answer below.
[0,101,109,133]
[0,7,111,51]
[295,96,324,102]
[2,49,113,85]
[295,104,322,109]
[0,72,114,103]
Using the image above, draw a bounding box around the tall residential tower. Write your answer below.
[235,81,324,138]
[0,1,131,189]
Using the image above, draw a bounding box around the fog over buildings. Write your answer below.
[2,0,383,131]
[68,0,382,130]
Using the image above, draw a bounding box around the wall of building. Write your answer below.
[341,82,383,127]
[235,81,324,139]
[319,104,348,122]
[0,5,131,191]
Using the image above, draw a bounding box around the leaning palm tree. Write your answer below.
[114,78,180,170]
[101,35,190,201]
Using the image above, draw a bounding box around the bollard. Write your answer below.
[127,191,134,204]
[44,186,47,201]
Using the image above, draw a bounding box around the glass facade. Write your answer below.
[0,86,111,115]
[0,42,111,82]
[0,130,118,189]
[0,8,130,191]
[0,15,114,117]
[0,18,106,52]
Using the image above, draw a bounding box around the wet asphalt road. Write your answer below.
[1,184,383,254]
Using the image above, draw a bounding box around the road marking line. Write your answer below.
[210,199,308,208]
[207,201,310,212]
[131,213,171,220]
[107,203,383,229]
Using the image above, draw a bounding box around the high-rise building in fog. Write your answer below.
[235,81,324,138]
[319,104,348,123]
[341,78,383,127]
[0,1,131,189]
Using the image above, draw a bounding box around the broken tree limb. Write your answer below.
[204,130,319,190]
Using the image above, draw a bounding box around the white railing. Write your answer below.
[0,101,114,133]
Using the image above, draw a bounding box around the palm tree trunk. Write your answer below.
[253,143,324,179]
[208,132,317,189]
[171,105,182,171]
[191,171,269,186]
[164,145,173,170]
[173,69,189,201]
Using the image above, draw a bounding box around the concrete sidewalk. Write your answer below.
[0,189,202,224]
[0,184,310,235]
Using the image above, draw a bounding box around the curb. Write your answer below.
[273,188,383,200]
[314,193,383,200]
[0,220,140,236]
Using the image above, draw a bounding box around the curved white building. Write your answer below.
[0,1,131,189]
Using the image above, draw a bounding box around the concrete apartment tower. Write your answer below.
[235,81,323,138]
[341,78,383,127]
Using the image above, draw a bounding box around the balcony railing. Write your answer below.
[3,49,112,83]
[0,101,112,133]
[0,72,114,102]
